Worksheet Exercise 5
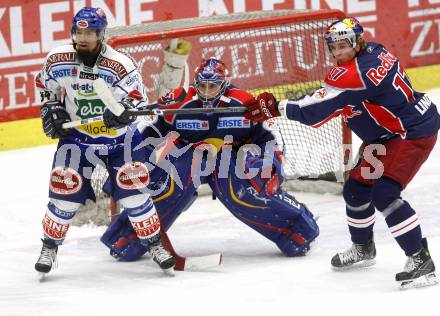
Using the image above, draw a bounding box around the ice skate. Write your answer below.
[396,238,438,290]
[35,239,58,279]
[149,241,176,274]
[331,235,376,270]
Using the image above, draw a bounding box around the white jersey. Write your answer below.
[37,43,147,145]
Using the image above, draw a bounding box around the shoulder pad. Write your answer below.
[44,45,77,72]
[98,45,136,79]
[161,88,196,124]
[225,87,254,105]
[159,86,194,105]
[364,42,383,54]
[46,44,76,56]
[324,59,366,90]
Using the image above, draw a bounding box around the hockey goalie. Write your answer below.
[101,52,320,263]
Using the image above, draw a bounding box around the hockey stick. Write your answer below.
[94,78,245,119]
[160,229,222,271]
[62,79,245,129]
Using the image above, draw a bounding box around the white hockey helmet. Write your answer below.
[324,17,364,48]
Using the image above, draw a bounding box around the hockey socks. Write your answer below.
[126,199,175,270]
[42,201,77,245]
[126,199,161,244]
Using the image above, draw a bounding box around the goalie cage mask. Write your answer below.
[194,58,230,108]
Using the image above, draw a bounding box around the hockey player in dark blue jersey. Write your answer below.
[102,58,319,261]
[244,17,439,289]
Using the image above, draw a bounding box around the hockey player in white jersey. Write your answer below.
[34,7,175,276]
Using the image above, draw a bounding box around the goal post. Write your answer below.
[107,9,351,181]
[73,9,352,226]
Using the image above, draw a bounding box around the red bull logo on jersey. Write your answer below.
[366,51,397,86]
[341,105,362,122]
[176,119,209,130]
[217,117,250,129]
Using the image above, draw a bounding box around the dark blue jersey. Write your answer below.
[145,85,285,157]
[281,42,440,143]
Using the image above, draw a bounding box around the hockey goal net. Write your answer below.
[74,9,351,226]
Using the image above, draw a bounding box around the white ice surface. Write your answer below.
[1,91,440,316]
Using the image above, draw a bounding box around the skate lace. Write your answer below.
[404,255,423,272]
[149,244,170,263]
[339,244,363,265]
[39,246,58,269]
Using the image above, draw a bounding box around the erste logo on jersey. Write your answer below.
[52,67,77,78]
[366,51,397,86]
[176,119,209,130]
[217,117,250,129]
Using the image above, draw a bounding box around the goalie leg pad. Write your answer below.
[209,172,319,256]
[100,209,148,261]
[101,156,198,261]
[148,152,198,230]
[272,193,320,256]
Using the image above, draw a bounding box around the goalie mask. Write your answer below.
[324,17,364,49]
[71,7,108,41]
[194,58,230,108]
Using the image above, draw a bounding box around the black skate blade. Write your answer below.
[332,259,376,271]
[399,272,438,290]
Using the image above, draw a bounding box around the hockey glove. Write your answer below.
[40,100,71,139]
[244,92,280,123]
[244,153,284,196]
[103,99,136,129]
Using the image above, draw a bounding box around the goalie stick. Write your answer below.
[62,78,246,129]
[160,229,222,271]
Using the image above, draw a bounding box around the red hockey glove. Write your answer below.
[244,92,280,122]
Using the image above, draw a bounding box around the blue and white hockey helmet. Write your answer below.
[71,7,108,39]
[194,58,230,107]
[324,17,364,48]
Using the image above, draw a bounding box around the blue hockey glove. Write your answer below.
[244,153,284,196]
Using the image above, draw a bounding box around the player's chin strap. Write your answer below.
[62,78,246,129]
